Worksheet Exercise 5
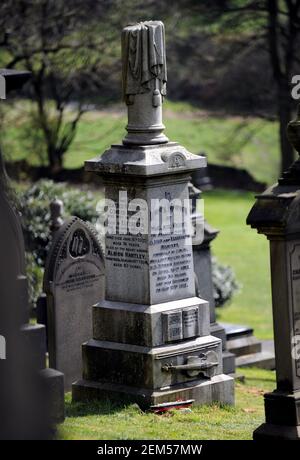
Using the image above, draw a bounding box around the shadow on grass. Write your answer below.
[65,395,237,420]
[65,396,143,419]
[243,375,275,384]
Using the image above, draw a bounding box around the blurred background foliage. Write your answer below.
[0,0,299,177]
[1,0,294,336]
[16,180,100,306]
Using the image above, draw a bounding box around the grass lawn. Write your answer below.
[2,101,280,185]
[59,368,275,440]
[64,104,280,185]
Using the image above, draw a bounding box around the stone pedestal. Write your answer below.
[73,142,234,408]
[73,150,236,404]
[247,106,300,439]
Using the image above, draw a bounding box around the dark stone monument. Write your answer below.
[247,105,300,439]
[36,199,65,346]
[44,217,105,390]
[190,183,236,375]
[0,69,63,438]
[72,21,234,409]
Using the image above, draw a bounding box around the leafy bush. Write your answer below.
[17,179,101,307]
[212,256,240,308]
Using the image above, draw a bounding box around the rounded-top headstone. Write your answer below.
[44,217,105,390]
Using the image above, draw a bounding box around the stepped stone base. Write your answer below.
[73,374,234,410]
[253,423,300,440]
[223,323,275,370]
[227,335,262,357]
[235,351,275,369]
[253,390,300,440]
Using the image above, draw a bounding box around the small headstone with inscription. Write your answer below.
[44,217,105,390]
[247,104,300,440]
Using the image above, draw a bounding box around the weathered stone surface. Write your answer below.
[81,335,223,389]
[85,143,206,177]
[93,297,210,347]
[104,174,195,305]
[122,21,168,145]
[40,368,65,424]
[73,374,234,410]
[21,324,46,370]
[44,217,105,390]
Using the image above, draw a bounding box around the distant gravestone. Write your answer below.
[44,217,105,390]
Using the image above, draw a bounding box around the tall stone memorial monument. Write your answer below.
[247,105,300,439]
[73,21,234,408]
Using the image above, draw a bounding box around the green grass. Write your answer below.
[59,368,275,440]
[2,100,280,184]
[65,103,280,185]
[204,190,272,339]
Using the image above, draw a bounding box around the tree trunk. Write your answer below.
[278,84,295,174]
[48,147,63,176]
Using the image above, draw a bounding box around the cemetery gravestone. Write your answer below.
[36,199,65,346]
[247,105,300,439]
[44,217,105,390]
[73,21,234,409]
[0,69,63,437]
[190,177,274,370]
[190,183,236,375]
